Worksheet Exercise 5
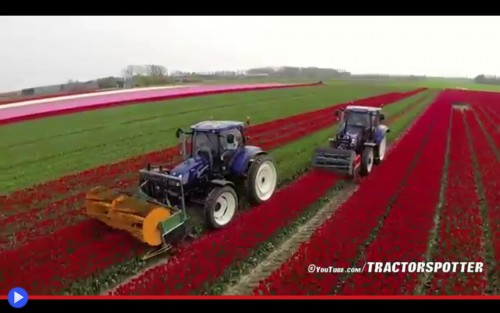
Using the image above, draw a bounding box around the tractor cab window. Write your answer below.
[192,132,219,157]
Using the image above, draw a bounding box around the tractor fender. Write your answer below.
[373,125,390,144]
[230,146,266,176]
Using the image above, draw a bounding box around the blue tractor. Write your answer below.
[311,105,390,178]
[85,120,278,259]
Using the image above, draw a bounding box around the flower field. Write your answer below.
[1,82,498,296]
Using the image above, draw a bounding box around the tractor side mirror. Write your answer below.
[226,134,235,144]
[175,128,183,138]
[380,114,385,121]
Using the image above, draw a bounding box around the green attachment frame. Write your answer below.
[136,171,189,238]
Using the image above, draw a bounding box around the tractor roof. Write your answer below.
[345,105,382,113]
[190,120,245,132]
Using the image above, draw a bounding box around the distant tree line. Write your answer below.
[63,64,173,91]
[121,64,173,87]
[474,74,500,85]
[246,66,351,79]
[348,74,427,81]
[75,65,436,91]
[243,67,430,81]
[15,64,469,97]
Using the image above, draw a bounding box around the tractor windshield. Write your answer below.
[345,111,370,128]
[191,128,244,157]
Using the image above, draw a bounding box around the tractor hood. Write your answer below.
[170,155,210,184]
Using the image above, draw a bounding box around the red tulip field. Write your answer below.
[0,82,498,296]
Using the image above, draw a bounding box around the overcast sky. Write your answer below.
[1,16,499,92]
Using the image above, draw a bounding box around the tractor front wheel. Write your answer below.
[246,154,278,205]
[205,185,238,229]
[360,147,374,176]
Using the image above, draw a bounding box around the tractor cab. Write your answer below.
[176,121,246,171]
[336,105,385,131]
[335,106,385,150]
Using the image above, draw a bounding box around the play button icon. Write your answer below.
[8,287,28,308]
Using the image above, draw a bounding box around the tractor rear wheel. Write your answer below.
[246,154,278,205]
[360,147,374,176]
[374,136,387,165]
[205,185,238,229]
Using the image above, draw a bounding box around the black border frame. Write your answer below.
[2,298,498,312]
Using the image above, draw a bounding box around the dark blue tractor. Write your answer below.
[84,120,279,259]
[312,105,390,178]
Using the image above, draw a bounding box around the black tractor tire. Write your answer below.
[374,136,387,165]
[246,154,278,205]
[204,185,238,230]
[360,147,374,176]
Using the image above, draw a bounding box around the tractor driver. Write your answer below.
[220,130,241,170]
[221,129,242,151]
[226,134,239,151]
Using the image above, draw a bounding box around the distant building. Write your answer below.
[21,81,99,96]
[244,73,269,77]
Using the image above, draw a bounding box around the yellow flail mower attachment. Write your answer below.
[85,186,181,260]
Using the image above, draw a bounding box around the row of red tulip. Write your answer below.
[464,109,499,287]
[427,109,487,295]
[483,104,499,122]
[251,90,444,295]
[339,93,451,295]
[471,103,499,149]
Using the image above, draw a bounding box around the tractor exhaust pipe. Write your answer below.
[175,128,188,160]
